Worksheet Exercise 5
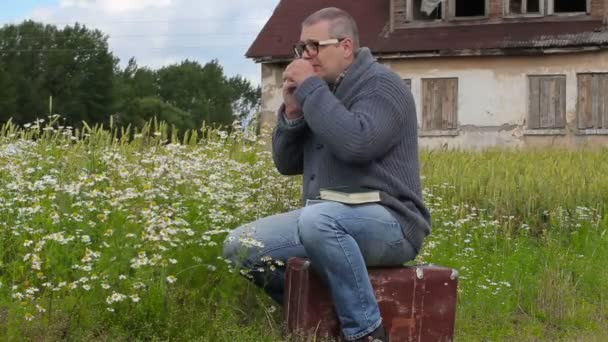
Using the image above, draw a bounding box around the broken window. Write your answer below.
[528,75,566,129]
[421,78,458,131]
[509,0,541,14]
[453,0,486,17]
[413,0,443,20]
[510,0,523,13]
[577,73,608,130]
[527,0,540,12]
[553,0,587,13]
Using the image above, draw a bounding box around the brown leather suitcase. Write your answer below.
[284,257,458,342]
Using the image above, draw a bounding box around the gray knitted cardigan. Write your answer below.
[272,47,431,252]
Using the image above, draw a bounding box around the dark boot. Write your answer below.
[354,324,389,342]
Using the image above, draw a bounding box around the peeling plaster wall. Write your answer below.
[260,63,286,134]
[385,50,608,149]
[259,50,608,149]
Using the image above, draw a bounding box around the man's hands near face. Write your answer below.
[282,78,302,120]
[282,59,316,120]
[283,59,316,87]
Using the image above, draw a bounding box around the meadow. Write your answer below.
[0,118,606,341]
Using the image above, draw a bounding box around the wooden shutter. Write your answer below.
[528,76,541,129]
[422,79,437,130]
[554,76,566,128]
[578,73,608,129]
[529,75,566,129]
[577,74,593,129]
[443,79,458,129]
[601,75,608,128]
[422,78,458,130]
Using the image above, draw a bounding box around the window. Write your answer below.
[577,74,608,130]
[421,78,458,131]
[412,0,443,20]
[507,0,541,15]
[403,78,412,88]
[528,76,566,129]
[451,0,487,17]
[553,0,587,13]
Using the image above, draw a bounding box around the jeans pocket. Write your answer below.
[373,238,417,267]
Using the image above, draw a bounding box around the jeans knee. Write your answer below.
[222,229,258,268]
[297,203,339,247]
[222,231,241,264]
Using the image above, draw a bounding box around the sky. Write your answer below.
[0,0,282,86]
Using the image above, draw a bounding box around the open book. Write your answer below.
[319,186,381,204]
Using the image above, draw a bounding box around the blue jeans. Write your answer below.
[223,200,418,341]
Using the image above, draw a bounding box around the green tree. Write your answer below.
[0,21,116,126]
[0,21,51,123]
[157,59,235,128]
[117,96,194,132]
[0,21,260,132]
[45,23,116,125]
[0,66,17,120]
[111,57,159,125]
[227,75,261,122]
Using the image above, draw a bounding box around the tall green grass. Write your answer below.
[419,149,608,340]
[421,149,608,227]
[0,118,606,341]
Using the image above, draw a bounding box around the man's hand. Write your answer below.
[283,59,315,87]
[282,59,315,120]
[282,78,303,120]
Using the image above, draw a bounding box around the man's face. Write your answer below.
[299,21,349,83]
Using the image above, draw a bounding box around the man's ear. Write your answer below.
[343,38,355,59]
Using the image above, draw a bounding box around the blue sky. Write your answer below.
[0,1,57,22]
[0,0,280,85]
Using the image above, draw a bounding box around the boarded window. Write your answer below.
[554,0,587,13]
[509,0,541,14]
[421,78,458,130]
[453,0,486,17]
[528,75,566,129]
[577,73,608,129]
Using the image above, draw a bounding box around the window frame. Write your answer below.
[548,0,590,16]
[503,0,545,17]
[448,0,490,20]
[406,0,446,22]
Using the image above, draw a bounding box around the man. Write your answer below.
[223,7,431,342]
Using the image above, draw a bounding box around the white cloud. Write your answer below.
[26,0,281,85]
[60,0,173,13]
[96,0,173,13]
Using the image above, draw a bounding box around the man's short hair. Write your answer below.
[302,7,360,50]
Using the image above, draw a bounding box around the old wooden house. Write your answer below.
[247,0,608,149]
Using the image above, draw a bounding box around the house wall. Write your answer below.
[260,63,286,133]
[259,50,608,149]
[590,0,608,19]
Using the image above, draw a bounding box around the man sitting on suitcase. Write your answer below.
[223,7,431,342]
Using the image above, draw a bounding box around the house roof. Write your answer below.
[246,0,608,61]
[247,0,389,61]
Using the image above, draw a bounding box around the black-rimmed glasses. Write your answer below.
[293,38,346,58]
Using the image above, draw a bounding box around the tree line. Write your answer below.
[0,21,261,132]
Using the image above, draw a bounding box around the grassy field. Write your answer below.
[0,118,606,341]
